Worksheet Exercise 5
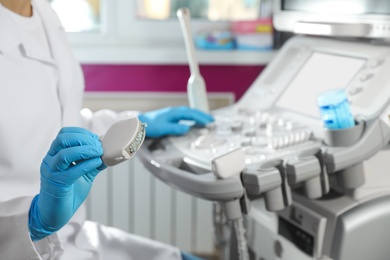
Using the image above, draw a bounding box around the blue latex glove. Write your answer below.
[138,106,214,138]
[29,127,106,241]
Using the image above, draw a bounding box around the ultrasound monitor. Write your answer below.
[273,0,390,38]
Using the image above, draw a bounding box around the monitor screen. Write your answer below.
[282,0,390,15]
[276,52,366,118]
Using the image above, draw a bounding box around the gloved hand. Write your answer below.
[138,106,214,138]
[29,127,106,241]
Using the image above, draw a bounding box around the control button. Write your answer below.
[349,87,364,96]
[285,121,293,130]
[231,121,243,132]
[206,122,216,131]
[244,129,257,137]
[251,137,268,147]
[359,73,373,82]
[369,60,383,68]
[241,138,252,146]
[274,240,283,258]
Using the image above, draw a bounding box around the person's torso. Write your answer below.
[0,0,83,199]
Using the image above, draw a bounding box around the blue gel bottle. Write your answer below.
[317,89,355,130]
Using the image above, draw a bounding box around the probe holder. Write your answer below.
[243,160,292,211]
[323,120,365,147]
[323,120,366,190]
[286,148,330,199]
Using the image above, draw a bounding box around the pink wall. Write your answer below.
[81,64,265,101]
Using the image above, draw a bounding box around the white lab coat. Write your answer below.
[0,0,182,259]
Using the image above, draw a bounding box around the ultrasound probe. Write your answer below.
[100,117,146,167]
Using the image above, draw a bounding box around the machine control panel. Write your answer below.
[170,107,319,168]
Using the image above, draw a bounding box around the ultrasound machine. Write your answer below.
[138,0,390,259]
